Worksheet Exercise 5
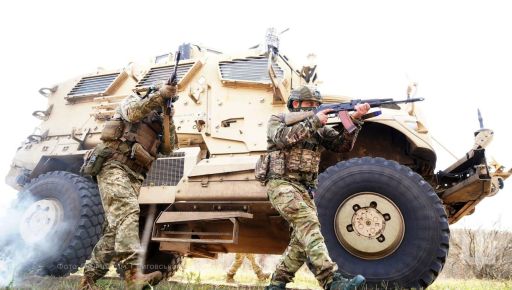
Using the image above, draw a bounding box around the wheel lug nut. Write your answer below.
[346,225,354,232]
[370,201,377,208]
[377,234,385,243]
[352,204,361,211]
[383,213,391,221]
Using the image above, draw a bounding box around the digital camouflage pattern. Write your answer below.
[83,163,143,280]
[227,253,267,279]
[117,90,177,154]
[83,89,176,282]
[266,110,362,288]
[117,90,165,122]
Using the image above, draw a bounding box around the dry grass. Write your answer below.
[3,255,512,289]
[4,275,512,290]
[429,278,512,290]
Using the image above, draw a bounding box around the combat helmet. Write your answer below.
[286,86,322,112]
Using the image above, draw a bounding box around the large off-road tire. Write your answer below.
[15,171,104,276]
[316,157,449,289]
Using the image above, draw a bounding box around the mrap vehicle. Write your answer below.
[4,29,510,288]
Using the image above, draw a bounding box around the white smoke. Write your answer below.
[0,191,27,287]
[0,190,62,287]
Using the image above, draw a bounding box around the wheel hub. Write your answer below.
[19,199,64,245]
[335,192,405,260]
[352,206,386,238]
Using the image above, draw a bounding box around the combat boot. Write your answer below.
[124,266,163,290]
[257,272,271,281]
[77,275,100,290]
[327,273,365,290]
[225,273,235,283]
[264,281,286,290]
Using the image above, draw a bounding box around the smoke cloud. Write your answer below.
[0,190,63,287]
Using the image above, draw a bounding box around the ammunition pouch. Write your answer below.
[100,141,154,175]
[131,143,155,168]
[94,110,164,175]
[268,151,286,176]
[80,143,113,176]
[123,121,161,157]
[100,120,125,141]
[266,148,320,181]
[286,148,321,173]
[255,153,270,182]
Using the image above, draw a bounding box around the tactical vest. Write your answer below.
[266,147,321,183]
[255,113,322,185]
[100,111,162,174]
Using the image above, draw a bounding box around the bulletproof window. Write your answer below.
[219,56,284,84]
[67,72,125,99]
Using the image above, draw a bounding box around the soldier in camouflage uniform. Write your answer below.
[79,82,178,290]
[264,86,369,290]
[226,253,270,283]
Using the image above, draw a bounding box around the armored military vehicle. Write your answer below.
[4,29,510,288]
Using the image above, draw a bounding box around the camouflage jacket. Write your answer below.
[266,113,362,187]
[104,90,177,178]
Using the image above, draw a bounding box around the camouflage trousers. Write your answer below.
[267,179,337,288]
[227,253,265,277]
[83,162,143,280]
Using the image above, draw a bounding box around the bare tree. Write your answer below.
[448,227,512,280]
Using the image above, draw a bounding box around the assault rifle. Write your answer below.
[284,97,424,133]
[161,51,181,154]
[164,50,181,110]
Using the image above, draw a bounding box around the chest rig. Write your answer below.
[268,140,321,182]
[100,111,162,173]
[256,136,322,186]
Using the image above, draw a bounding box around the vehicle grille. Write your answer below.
[136,63,194,88]
[68,73,120,97]
[219,56,284,83]
[143,153,185,187]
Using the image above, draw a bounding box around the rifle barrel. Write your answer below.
[388,97,424,104]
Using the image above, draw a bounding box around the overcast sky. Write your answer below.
[0,0,510,229]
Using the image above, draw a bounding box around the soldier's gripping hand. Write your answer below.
[316,109,334,125]
[351,103,370,119]
[156,81,177,100]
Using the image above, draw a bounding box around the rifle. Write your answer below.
[284,97,424,133]
[161,51,181,154]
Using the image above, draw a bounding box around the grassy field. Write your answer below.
[5,275,512,290]
[4,275,512,289]
[3,256,512,289]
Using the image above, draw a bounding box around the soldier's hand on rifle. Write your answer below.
[351,103,371,119]
[157,81,177,100]
[316,109,334,125]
